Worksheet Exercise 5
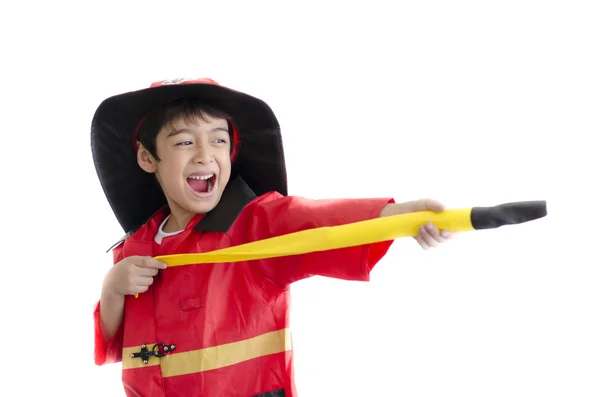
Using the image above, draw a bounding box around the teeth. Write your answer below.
[188,174,214,180]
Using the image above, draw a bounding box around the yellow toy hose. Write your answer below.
[133,201,546,297]
[157,200,547,266]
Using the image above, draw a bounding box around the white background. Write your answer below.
[1,1,598,396]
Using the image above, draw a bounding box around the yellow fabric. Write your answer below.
[133,208,473,297]
[156,208,474,267]
[122,328,292,376]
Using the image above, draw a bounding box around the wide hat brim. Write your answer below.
[91,78,287,234]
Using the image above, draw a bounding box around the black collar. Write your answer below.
[194,175,257,232]
[106,176,257,252]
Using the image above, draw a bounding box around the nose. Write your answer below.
[193,144,214,164]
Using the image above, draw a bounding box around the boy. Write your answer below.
[92,78,453,397]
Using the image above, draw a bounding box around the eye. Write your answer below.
[175,140,193,146]
[213,138,228,144]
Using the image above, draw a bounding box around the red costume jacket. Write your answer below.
[94,177,394,396]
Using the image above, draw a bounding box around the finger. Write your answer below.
[413,235,430,250]
[440,230,454,239]
[424,222,446,243]
[423,199,445,213]
[138,267,160,277]
[131,285,149,295]
[419,225,439,247]
[406,199,446,213]
[136,276,155,287]
[137,257,168,270]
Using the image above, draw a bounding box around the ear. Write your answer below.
[137,143,158,173]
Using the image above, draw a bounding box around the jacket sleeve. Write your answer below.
[248,193,396,287]
[94,244,125,365]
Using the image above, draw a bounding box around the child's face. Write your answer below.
[138,114,232,219]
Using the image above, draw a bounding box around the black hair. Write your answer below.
[137,97,233,161]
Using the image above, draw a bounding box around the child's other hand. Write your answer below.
[103,256,168,297]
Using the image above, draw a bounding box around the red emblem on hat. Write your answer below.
[150,78,220,88]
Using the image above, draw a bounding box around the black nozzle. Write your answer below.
[470,201,547,230]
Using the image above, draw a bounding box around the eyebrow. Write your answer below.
[167,127,229,138]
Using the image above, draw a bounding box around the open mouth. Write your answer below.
[187,173,217,197]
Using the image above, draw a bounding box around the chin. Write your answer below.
[187,198,220,214]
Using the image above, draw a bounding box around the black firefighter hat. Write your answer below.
[91,78,287,234]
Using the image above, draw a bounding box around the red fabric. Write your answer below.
[94,192,395,396]
[250,193,395,286]
[94,244,126,365]
[94,302,124,365]
[149,78,220,88]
